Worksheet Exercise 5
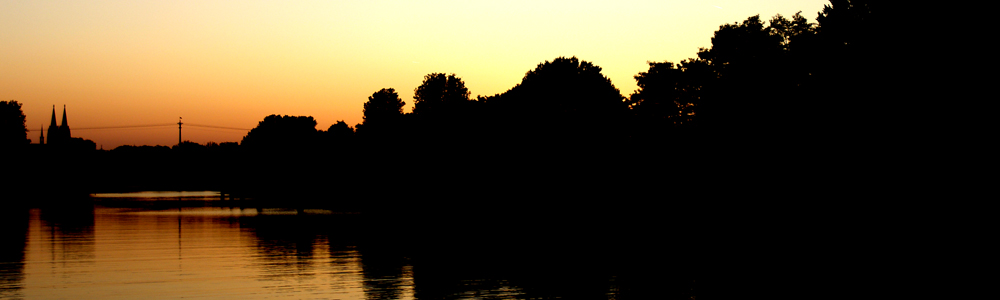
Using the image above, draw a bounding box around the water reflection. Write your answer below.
[243,215,350,297]
[359,241,413,300]
[12,196,694,299]
[39,207,96,265]
[0,210,29,299]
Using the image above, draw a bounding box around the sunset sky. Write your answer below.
[2,0,828,149]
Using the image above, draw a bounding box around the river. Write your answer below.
[0,191,696,299]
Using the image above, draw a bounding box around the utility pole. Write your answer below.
[178,117,183,145]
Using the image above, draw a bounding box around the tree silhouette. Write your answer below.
[816,0,877,49]
[413,73,470,116]
[358,88,406,140]
[320,120,356,149]
[628,60,710,129]
[625,58,720,142]
[363,88,405,125]
[810,0,884,133]
[695,15,790,134]
[0,100,29,147]
[172,140,207,152]
[327,120,355,139]
[683,2,882,138]
[240,115,319,150]
[769,12,815,51]
[698,15,783,75]
[491,57,627,141]
[501,57,625,117]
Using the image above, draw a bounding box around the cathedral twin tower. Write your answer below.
[43,105,71,145]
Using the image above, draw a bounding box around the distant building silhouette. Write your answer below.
[45,105,72,145]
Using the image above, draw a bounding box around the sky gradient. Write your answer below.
[2,0,828,149]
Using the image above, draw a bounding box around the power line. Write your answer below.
[185,123,251,131]
[73,124,176,130]
[70,123,250,132]
[184,127,247,133]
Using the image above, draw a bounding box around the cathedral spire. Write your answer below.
[47,105,58,145]
[49,105,57,128]
[61,105,68,128]
[60,105,71,140]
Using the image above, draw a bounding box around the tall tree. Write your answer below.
[357,88,408,140]
[816,0,877,49]
[697,15,783,76]
[485,57,627,142]
[499,57,626,120]
[413,73,470,116]
[695,15,788,134]
[363,88,405,125]
[809,0,882,133]
[0,100,29,147]
[769,12,815,51]
[628,59,710,130]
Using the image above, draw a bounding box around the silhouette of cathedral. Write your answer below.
[39,105,96,151]
[45,105,72,145]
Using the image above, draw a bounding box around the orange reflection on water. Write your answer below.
[20,207,411,300]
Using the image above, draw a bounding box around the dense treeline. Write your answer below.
[6,0,881,210]
[232,0,881,149]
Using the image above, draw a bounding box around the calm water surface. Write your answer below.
[1,192,691,299]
